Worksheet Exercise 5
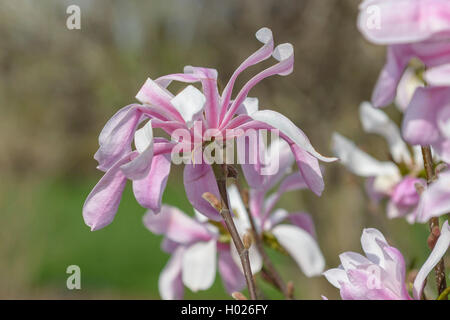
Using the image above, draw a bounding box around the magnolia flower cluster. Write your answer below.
[146,139,325,299]
[83,27,335,231]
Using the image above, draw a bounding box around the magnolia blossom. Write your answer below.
[333,102,426,221]
[414,171,450,223]
[227,138,325,277]
[143,206,252,299]
[358,0,450,108]
[323,221,450,300]
[358,0,450,161]
[83,27,336,231]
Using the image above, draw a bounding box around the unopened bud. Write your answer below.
[415,182,425,195]
[231,292,248,300]
[243,232,253,249]
[287,281,295,299]
[435,163,448,175]
[202,192,222,212]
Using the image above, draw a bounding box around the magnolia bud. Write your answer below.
[231,292,248,300]
[243,232,253,249]
[202,192,222,212]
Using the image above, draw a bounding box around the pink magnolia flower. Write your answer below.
[402,86,450,163]
[143,206,249,299]
[333,102,426,221]
[227,138,325,277]
[413,171,450,223]
[83,27,336,231]
[323,221,450,300]
[358,0,450,108]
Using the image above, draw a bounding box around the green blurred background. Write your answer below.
[0,0,437,299]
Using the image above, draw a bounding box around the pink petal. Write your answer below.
[218,249,246,294]
[290,144,325,196]
[143,206,213,244]
[358,0,450,45]
[132,154,171,213]
[219,27,274,123]
[220,43,295,127]
[159,247,185,300]
[183,163,222,221]
[402,86,446,146]
[83,153,135,231]
[424,63,450,86]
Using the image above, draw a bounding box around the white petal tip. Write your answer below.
[273,43,294,61]
[256,27,273,44]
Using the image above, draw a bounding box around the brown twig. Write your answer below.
[211,163,258,300]
[420,146,447,297]
[238,186,294,299]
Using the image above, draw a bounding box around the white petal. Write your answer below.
[272,225,325,277]
[332,132,400,178]
[170,85,205,125]
[413,221,450,300]
[251,110,337,162]
[424,63,450,87]
[360,228,388,267]
[395,68,424,112]
[227,184,251,228]
[359,102,411,164]
[237,97,259,115]
[134,120,153,154]
[230,238,263,274]
[323,267,349,289]
[158,247,184,300]
[182,240,217,292]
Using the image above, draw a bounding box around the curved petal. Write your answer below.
[360,228,388,267]
[184,67,220,128]
[143,206,213,244]
[250,110,337,162]
[183,163,222,221]
[159,247,185,300]
[132,154,171,213]
[182,240,217,292]
[359,102,411,164]
[402,87,445,146]
[323,267,349,289]
[221,43,295,127]
[83,153,135,231]
[94,107,143,171]
[415,171,450,222]
[120,120,154,180]
[395,68,424,112]
[220,27,274,122]
[170,85,205,126]
[425,63,450,86]
[371,46,411,108]
[358,0,450,45]
[218,249,246,294]
[413,220,450,300]
[135,77,184,122]
[332,133,400,177]
[290,144,324,196]
[272,224,325,277]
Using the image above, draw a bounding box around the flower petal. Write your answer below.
[272,224,325,277]
[402,87,447,146]
[182,239,217,292]
[218,249,246,294]
[360,228,388,267]
[120,120,154,180]
[220,27,274,122]
[332,133,400,177]
[183,163,222,221]
[425,63,450,86]
[360,102,411,164]
[413,220,450,300]
[143,206,212,244]
[414,171,450,222]
[290,144,324,196]
[358,0,450,45]
[83,153,135,231]
[323,267,349,289]
[170,85,206,127]
[251,110,337,162]
[132,154,171,213]
[159,247,185,300]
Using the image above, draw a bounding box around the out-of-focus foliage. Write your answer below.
[0,0,434,299]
